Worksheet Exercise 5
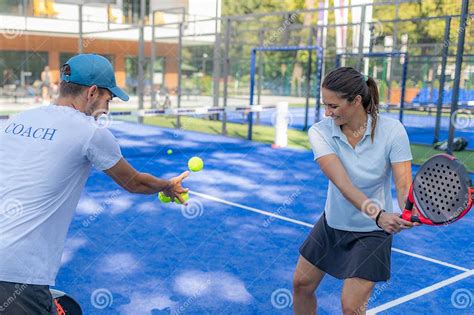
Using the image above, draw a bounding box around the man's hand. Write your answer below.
[106,158,190,197]
[378,212,419,234]
[162,171,190,204]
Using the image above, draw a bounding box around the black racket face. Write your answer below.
[413,155,471,224]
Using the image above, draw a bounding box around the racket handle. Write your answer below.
[404,198,413,211]
[400,211,421,223]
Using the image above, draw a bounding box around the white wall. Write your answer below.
[0,0,221,42]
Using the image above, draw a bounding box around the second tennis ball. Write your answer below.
[188,157,204,172]
[158,191,171,203]
[175,192,190,204]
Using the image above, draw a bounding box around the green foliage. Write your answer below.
[222,0,288,16]
[216,0,470,97]
[372,0,464,50]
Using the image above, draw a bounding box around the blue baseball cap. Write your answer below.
[60,54,129,101]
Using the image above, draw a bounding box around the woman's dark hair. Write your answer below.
[322,66,380,141]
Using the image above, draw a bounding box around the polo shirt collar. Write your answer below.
[331,114,373,139]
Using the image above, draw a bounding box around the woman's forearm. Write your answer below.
[392,161,413,211]
[396,184,410,211]
[339,183,380,220]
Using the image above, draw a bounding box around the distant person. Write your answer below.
[163,95,172,109]
[2,69,15,87]
[2,69,16,99]
[291,62,304,97]
[41,66,52,103]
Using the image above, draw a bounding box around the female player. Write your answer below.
[293,67,419,315]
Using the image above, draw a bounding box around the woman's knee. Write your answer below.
[293,277,316,295]
[293,271,320,295]
[293,256,325,295]
[341,298,366,315]
[341,278,373,314]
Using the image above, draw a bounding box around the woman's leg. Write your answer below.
[341,277,375,315]
[293,255,326,315]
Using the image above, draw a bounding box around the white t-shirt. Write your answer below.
[308,114,412,232]
[0,105,122,285]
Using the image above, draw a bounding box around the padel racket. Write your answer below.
[401,154,473,225]
[50,289,82,315]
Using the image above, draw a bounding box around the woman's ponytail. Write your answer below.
[365,76,380,142]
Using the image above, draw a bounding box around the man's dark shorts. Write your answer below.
[0,281,55,314]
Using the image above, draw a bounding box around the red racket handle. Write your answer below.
[400,194,422,223]
[400,212,421,223]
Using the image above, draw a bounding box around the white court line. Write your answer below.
[367,269,474,314]
[190,191,470,272]
[190,191,314,228]
[391,248,469,272]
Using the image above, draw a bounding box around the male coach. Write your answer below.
[0,54,188,314]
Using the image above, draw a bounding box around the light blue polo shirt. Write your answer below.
[308,114,412,232]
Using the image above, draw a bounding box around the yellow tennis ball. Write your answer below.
[158,191,171,203]
[188,157,204,172]
[175,192,190,204]
[167,149,173,155]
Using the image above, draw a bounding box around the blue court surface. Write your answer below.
[227,107,474,150]
[54,121,474,314]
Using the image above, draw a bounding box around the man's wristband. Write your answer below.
[375,209,386,228]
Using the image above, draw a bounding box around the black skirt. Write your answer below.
[299,213,393,282]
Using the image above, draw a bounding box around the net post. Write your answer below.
[399,52,408,123]
[248,48,257,140]
[356,5,367,71]
[137,0,146,124]
[177,21,183,129]
[447,0,469,155]
[304,48,313,131]
[78,4,83,54]
[434,16,451,145]
[273,102,289,148]
[222,18,231,135]
[315,47,323,123]
[151,10,157,109]
[257,30,265,126]
[335,54,341,68]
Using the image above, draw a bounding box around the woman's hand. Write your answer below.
[377,212,417,234]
